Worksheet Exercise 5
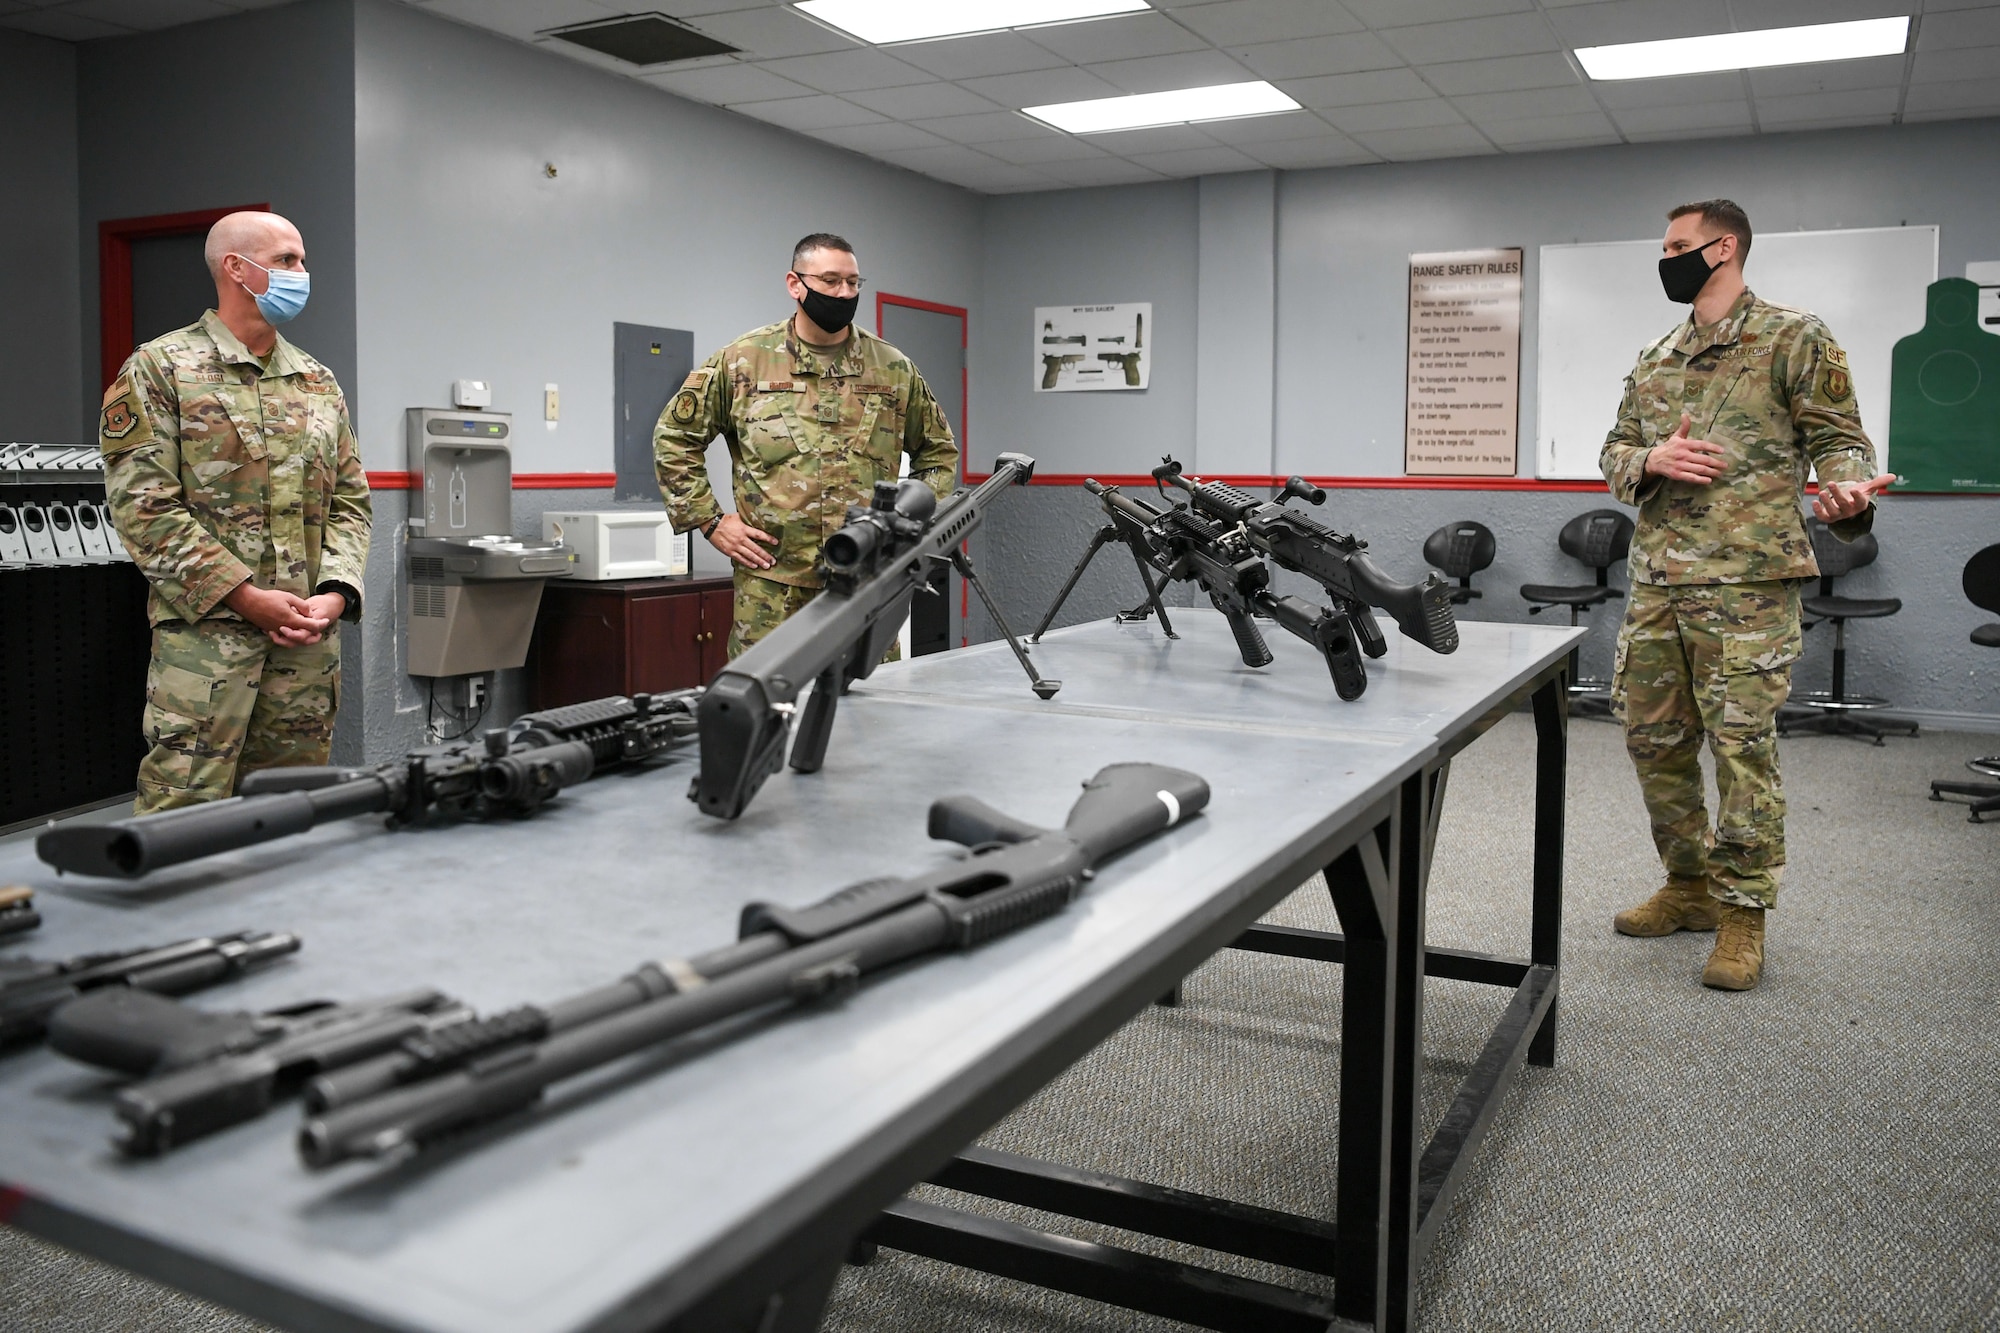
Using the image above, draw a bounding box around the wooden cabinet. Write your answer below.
[529,574,735,710]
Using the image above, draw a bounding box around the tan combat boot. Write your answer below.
[1612,876,1719,937]
[1702,904,1766,991]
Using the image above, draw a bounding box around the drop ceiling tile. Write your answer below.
[960,65,1125,110]
[804,122,950,154]
[1171,0,1365,46]
[875,143,1015,174]
[1230,32,1403,80]
[753,48,932,94]
[1241,134,1381,169]
[1077,124,1229,154]
[686,5,860,58]
[1083,49,1256,94]
[1917,8,2000,49]
[1541,0,1734,49]
[1754,86,1902,126]
[1622,121,1754,144]
[730,94,888,130]
[1901,76,2000,113]
[908,111,1053,144]
[0,7,123,37]
[1749,54,1907,98]
[894,155,1059,193]
[1351,123,1498,159]
[1276,67,1433,107]
[416,0,623,44]
[1323,97,1468,134]
[650,0,782,14]
[1196,109,1344,143]
[886,32,1073,81]
[1346,0,1533,25]
[1735,0,1914,24]
[1451,84,1602,121]
[1482,109,1620,146]
[1588,71,1747,109]
[1609,100,1755,135]
[978,135,1114,165]
[1034,157,1175,187]
[643,61,817,105]
[1910,46,2000,84]
[1126,145,1271,175]
[63,0,232,29]
[1419,52,1581,97]
[1378,13,1561,64]
[843,81,1003,119]
[1018,11,1209,63]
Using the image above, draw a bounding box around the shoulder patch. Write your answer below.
[668,388,701,425]
[102,401,137,440]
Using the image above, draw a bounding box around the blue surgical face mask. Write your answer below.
[235,254,311,324]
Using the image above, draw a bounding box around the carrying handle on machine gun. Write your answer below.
[1153,456,1327,511]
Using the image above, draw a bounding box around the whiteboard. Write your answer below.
[1536,226,1936,479]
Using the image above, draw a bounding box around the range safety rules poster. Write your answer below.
[1405,249,1522,476]
[1034,303,1151,392]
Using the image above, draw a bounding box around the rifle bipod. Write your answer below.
[1030,524,1178,643]
[948,546,1061,699]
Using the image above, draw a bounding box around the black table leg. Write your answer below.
[1528,675,1567,1068]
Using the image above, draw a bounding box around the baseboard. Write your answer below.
[1874,708,2000,736]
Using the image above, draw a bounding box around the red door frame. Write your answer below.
[99,203,267,389]
[875,291,969,482]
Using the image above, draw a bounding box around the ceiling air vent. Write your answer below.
[542,12,738,65]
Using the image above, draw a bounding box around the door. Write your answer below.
[614,322,694,503]
[698,588,733,682]
[876,295,968,652]
[98,204,265,389]
[130,234,214,347]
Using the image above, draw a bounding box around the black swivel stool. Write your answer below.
[1930,543,2000,822]
[1520,508,1634,719]
[1779,520,1918,744]
[1423,520,1496,605]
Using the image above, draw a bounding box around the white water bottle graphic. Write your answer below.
[449,464,468,531]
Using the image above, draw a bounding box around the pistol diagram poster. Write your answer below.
[1034,302,1151,392]
[1405,249,1522,475]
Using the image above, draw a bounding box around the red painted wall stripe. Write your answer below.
[365,472,616,490]
[0,1183,30,1224]
[964,471,1612,492]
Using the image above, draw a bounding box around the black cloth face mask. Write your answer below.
[794,276,859,335]
[1658,236,1726,304]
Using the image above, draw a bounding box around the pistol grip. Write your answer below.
[1222,607,1274,669]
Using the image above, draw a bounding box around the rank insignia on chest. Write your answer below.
[102,401,137,439]
[669,389,700,425]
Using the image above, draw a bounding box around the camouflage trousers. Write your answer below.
[1611,579,1802,910]
[727,569,901,663]
[135,619,342,815]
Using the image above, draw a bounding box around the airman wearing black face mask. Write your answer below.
[1598,199,1899,993]
[652,232,960,656]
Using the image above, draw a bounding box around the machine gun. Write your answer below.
[1032,461,1456,700]
[1152,458,1459,663]
[0,930,299,1047]
[300,762,1208,1167]
[691,453,1057,822]
[46,986,469,1155]
[0,886,38,938]
[37,691,701,879]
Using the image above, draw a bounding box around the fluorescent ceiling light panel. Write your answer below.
[796,0,1148,45]
[1575,16,1910,81]
[1026,81,1301,134]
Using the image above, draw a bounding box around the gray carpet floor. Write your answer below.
[4,717,1997,1332]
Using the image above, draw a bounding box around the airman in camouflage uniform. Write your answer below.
[1601,200,1893,991]
[101,212,370,815]
[653,234,958,657]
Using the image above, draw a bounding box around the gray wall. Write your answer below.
[969,119,2000,724]
[351,0,984,757]
[0,29,79,443]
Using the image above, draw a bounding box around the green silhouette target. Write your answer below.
[1889,277,1999,492]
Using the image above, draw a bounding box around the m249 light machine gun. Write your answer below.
[1033,459,1458,700]
[692,452,1058,822]
[37,692,702,879]
[301,762,1208,1166]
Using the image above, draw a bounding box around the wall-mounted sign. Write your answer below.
[1405,248,1522,476]
[1034,302,1151,392]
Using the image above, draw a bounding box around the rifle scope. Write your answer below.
[822,478,937,577]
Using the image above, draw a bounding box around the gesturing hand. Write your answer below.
[1813,473,1898,524]
[708,512,779,571]
[1644,413,1727,484]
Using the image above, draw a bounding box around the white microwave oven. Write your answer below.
[541,510,689,580]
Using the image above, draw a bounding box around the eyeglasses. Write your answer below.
[793,270,866,294]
